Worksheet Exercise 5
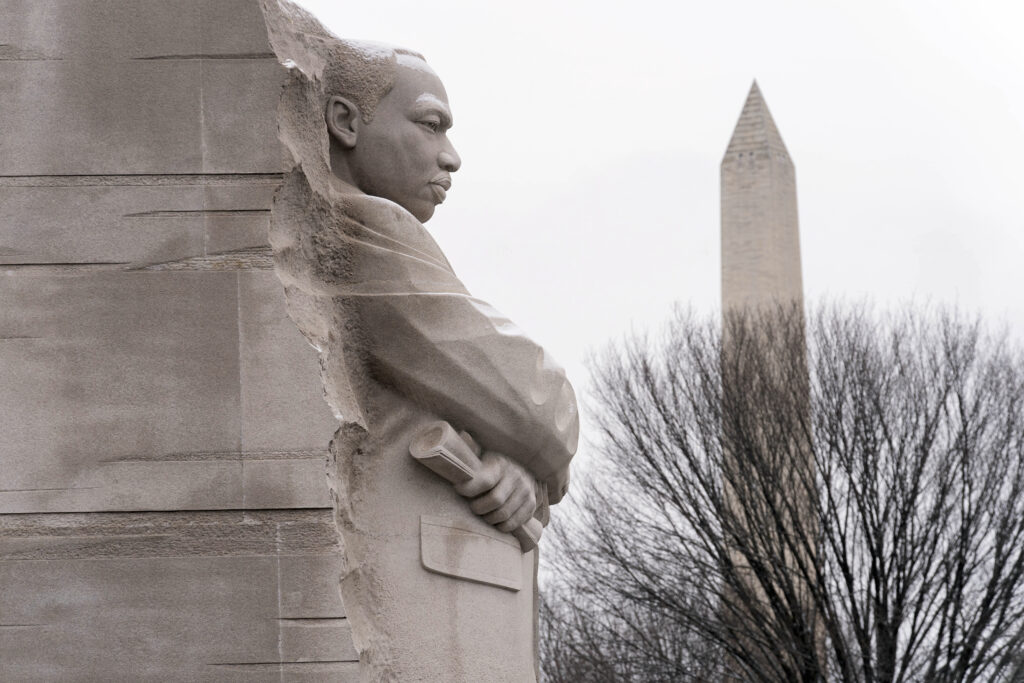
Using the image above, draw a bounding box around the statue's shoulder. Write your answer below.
[337,193,452,271]
[272,171,459,291]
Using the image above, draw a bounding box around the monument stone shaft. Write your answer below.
[0,1,358,679]
[721,81,804,311]
[720,82,823,675]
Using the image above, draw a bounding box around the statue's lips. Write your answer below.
[429,177,451,203]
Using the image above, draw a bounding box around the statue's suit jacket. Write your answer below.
[272,172,578,500]
[270,171,577,681]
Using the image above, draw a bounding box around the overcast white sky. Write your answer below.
[296,0,1023,464]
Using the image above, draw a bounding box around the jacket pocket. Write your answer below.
[419,515,523,591]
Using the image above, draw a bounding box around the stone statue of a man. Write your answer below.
[261,3,578,680]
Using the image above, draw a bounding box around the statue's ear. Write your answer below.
[326,95,360,149]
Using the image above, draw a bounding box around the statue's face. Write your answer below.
[345,61,461,222]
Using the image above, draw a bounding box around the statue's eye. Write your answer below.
[419,118,441,133]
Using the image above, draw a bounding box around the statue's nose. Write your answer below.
[439,146,461,173]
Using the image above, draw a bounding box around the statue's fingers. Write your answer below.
[469,475,514,515]
[454,458,501,497]
[497,497,537,533]
[483,487,528,526]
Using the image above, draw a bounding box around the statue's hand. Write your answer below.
[454,451,538,534]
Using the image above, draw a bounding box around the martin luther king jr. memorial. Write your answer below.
[0,1,578,680]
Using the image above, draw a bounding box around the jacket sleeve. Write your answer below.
[356,290,578,501]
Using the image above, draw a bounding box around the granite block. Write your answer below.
[0,60,282,176]
[0,60,203,175]
[238,272,337,455]
[0,272,241,493]
[278,554,346,618]
[0,556,280,680]
[0,184,207,265]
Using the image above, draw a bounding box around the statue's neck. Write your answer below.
[328,143,363,195]
[327,173,363,198]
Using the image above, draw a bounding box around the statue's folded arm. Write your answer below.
[358,289,578,501]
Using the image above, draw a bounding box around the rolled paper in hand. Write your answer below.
[410,421,543,552]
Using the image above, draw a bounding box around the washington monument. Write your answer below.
[721,80,804,310]
[720,81,822,677]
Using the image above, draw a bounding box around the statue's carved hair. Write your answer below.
[322,41,427,123]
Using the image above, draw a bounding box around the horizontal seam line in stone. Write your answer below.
[132,53,276,60]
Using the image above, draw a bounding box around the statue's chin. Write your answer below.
[368,188,436,223]
[409,203,436,224]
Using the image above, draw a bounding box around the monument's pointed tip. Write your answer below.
[745,80,761,101]
[725,80,789,158]
[742,80,765,110]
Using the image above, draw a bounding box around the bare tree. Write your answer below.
[542,305,1024,683]
[540,576,725,682]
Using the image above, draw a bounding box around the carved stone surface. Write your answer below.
[0,1,352,679]
[260,2,579,680]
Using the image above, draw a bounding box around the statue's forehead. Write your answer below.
[392,59,450,110]
[396,53,435,75]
